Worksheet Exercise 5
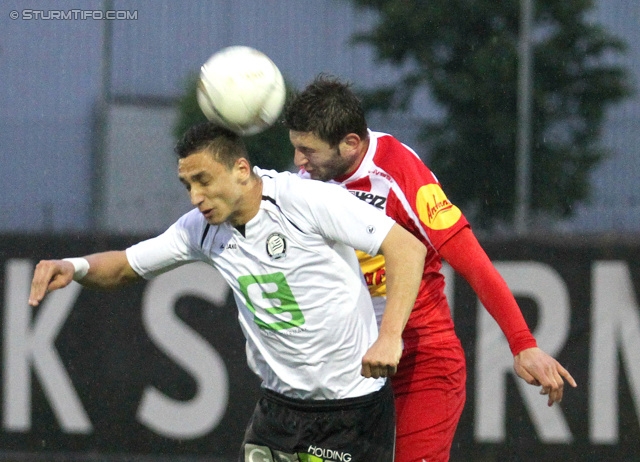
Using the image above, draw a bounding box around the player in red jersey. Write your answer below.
[283,75,577,462]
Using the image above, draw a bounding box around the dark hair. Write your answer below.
[283,74,368,147]
[174,122,249,170]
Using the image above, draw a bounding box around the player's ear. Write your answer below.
[234,157,252,181]
[340,133,362,157]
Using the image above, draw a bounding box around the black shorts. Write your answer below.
[240,381,395,461]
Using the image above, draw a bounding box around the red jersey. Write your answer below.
[333,131,468,350]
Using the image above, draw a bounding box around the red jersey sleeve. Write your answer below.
[439,227,538,356]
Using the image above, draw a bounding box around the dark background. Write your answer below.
[1,234,638,461]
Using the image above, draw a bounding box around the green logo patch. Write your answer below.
[238,272,305,331]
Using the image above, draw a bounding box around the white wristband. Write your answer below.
[63,258,90,281]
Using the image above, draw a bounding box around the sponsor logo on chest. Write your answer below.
[350,190,387,209]
[347,170,390,211]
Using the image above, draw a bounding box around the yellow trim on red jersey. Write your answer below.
[356,250,387,297]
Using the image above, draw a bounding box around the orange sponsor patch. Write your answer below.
[416,184,462,230]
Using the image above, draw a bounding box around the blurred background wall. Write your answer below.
[1,1,639,461]
[0,0,638,236]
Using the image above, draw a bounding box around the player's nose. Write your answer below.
[293,149,308,167]
[189,187,204,206]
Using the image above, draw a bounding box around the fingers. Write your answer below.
[514,364,540,386]
[540,378,563,407]
[361,362,397,379]
[29,261,52,306]
[514,348,578,407]
[28,260,73,306]
[537,369,563,406]
[538,362,579,406]
[558,363,578,388]
[361,337,402,379]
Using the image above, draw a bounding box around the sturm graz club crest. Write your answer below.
[266,232,287,260]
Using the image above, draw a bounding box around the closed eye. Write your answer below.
[298,147,316,157]
[193,172,212,185]
[180,172,212,191]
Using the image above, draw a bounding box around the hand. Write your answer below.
[28,259,75,307]
[514,347,577,406]
[360,333,402,379]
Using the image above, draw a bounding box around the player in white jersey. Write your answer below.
[28,122,426,461]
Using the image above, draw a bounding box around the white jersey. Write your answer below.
[126,167,395,400]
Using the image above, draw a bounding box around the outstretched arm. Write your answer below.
[361,223,426,379]
[28,251,141,307]
[439,227,577,405]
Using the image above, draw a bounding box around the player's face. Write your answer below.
[289,130,354,181]
[178,150,245,225]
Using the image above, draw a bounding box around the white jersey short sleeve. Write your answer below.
[126,168,396,400]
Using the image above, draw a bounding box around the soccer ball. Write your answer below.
[197,46,286,136]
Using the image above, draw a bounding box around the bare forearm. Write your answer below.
[29,250,140,307]
[82,251,141,289]
[361,224,425,378]
[378,224,425,338]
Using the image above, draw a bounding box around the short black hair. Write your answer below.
[283,74,368,147]
[174,122,249,170]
